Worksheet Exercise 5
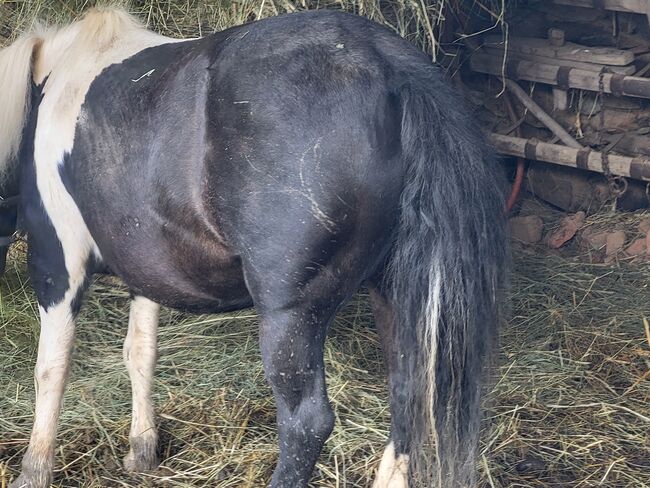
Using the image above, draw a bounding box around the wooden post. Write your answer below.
[548,28,565,47]
[547,29,570,110]
[553,87,569,111]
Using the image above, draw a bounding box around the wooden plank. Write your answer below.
[483,35,635,65]
[550,0,647,14]
[482,47,636,74]
[470,53,650,99]
[489,133,650,181]
[504,79,582,148]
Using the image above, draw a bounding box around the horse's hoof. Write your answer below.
[8,475,27,488]
[9,473,48,488]
[123,448,159,473]
[10,451,53,488]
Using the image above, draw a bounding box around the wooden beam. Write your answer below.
[489,133,650,181]
[481,47,636,75]
[470,53,650,99]
[550,0,646,15]
[483,34,634,66]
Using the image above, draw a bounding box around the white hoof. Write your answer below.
[372,441,409,488]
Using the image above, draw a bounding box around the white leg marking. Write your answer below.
[31,303,75,448]
[11,298,78,488]
[373,441,410,488]
[123,296,160,472]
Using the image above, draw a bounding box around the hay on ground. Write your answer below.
[0,1,648,486]
[1,203,649,487]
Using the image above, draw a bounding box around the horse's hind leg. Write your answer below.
[259,303,337,488]
[243,263,353,488]
[368,285,410,488]
[122,296,160,473]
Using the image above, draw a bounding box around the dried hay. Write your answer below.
[0,0,511,61]
[1,202,649,487]
[0,1,648,487]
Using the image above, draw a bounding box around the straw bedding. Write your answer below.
[0,1,648,486]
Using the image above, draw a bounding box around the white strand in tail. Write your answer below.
[425,258,442,483]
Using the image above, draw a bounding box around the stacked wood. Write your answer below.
[550,0,650,20]
[508,88,650,139]
[465,2,650,210]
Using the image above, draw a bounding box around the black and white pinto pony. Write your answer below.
[0,8,508,488]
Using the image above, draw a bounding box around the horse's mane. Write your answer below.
[34,8,145,83]
[0,7,165,190]
[0,31,42,188]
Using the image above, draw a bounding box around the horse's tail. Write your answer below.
[387,66,509,487]
[0,33,43,185]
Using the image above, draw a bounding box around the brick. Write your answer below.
[547,211,585,249]
[606,230,626,256]
[625,238,646,257]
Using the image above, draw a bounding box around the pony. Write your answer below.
[0,7,508,488]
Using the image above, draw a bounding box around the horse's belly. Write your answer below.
[93,224,253,314]
[121,265,252,314]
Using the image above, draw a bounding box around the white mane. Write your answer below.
[0,31,42,187]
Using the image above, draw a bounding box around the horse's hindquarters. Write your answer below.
[62,22,406,312]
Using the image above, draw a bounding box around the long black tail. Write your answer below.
[387,66,509,487]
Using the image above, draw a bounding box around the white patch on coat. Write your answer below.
[32,9,184,273]
[123,296,160,462]
[373,441,410,488]
[424,261,442,449]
